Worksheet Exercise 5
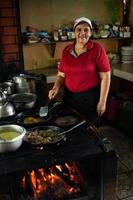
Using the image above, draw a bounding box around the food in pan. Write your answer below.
[23,116,44,124]
[54,115,78,126]
[26,128,64,145]
[0,131,20,140]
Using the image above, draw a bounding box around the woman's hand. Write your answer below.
[97,101,106,117]
[48,74,65,100]
[48,87,59,99]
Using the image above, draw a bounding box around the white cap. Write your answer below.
[74,17,92,29]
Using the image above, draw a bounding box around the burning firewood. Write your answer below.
[60,164,69,175]
[34,169,46,189]
[53,166,80,190]
[25,173,36,197]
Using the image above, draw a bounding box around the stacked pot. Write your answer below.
[0,74,37,118]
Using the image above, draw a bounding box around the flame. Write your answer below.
[21,162,82,199]
[56,165,62,172]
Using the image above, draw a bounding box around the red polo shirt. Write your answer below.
[58,40,110,93]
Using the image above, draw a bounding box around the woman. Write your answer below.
[49,17,111,125]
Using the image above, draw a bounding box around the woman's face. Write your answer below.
[74,22,92,45]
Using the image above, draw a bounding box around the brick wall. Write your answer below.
[0,0,23,70]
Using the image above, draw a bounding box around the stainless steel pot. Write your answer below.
[13,75,27,85]
[0,90,15,118]
[0,102,15,118]
[13,74,36,94]
[9,93,37,110]
[0,124,26,153]
[0,81,15,95]
[0,90,6,105]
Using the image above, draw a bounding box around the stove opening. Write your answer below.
[0,158,102,200]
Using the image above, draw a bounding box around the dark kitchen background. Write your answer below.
[0,0,133,200]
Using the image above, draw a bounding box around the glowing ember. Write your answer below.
[21,162,82,199]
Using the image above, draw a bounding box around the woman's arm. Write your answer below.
[48,73,65,99]
[97,71,111,116]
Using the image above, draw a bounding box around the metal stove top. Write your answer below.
[0,103,113,175]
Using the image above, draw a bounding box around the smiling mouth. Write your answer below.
[78,37,87,40]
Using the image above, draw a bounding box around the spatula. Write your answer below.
[39,99,50,117]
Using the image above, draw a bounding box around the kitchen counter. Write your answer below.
[27,66,57,83]
[111,63,133,82]
[27,63,133,83]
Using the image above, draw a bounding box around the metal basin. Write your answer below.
[0,102,15,119]
[9,93,37,110]
[13,75,36,94]
[0,81,15,95]
[0,124,26,153]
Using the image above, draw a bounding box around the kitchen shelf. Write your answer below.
[23,37,131,57]
[43,42,56,57]
[23,40,71,57]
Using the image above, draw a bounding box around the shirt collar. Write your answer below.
[66,40,93,57]
[66,40,94,52]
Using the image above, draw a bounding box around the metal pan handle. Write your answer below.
[59,120,86,136]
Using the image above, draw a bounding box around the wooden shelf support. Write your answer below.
[44,42,56,57]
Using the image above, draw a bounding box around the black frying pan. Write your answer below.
[23,120,86,147]
[23,125,65,147]
[15,109,51,128]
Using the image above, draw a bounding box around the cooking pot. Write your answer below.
[0,124,26,153]
[9,93,37,110]
[13,75,28,86]
[0,81,15,95]
[13,74,36,94]
[0,102,15,118]
[0,90,6,105]
[0,90,15,118]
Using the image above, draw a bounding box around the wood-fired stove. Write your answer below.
[0,103,117,200]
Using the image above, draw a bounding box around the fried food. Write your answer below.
[23,116,43,124]
[27,128,63,145]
